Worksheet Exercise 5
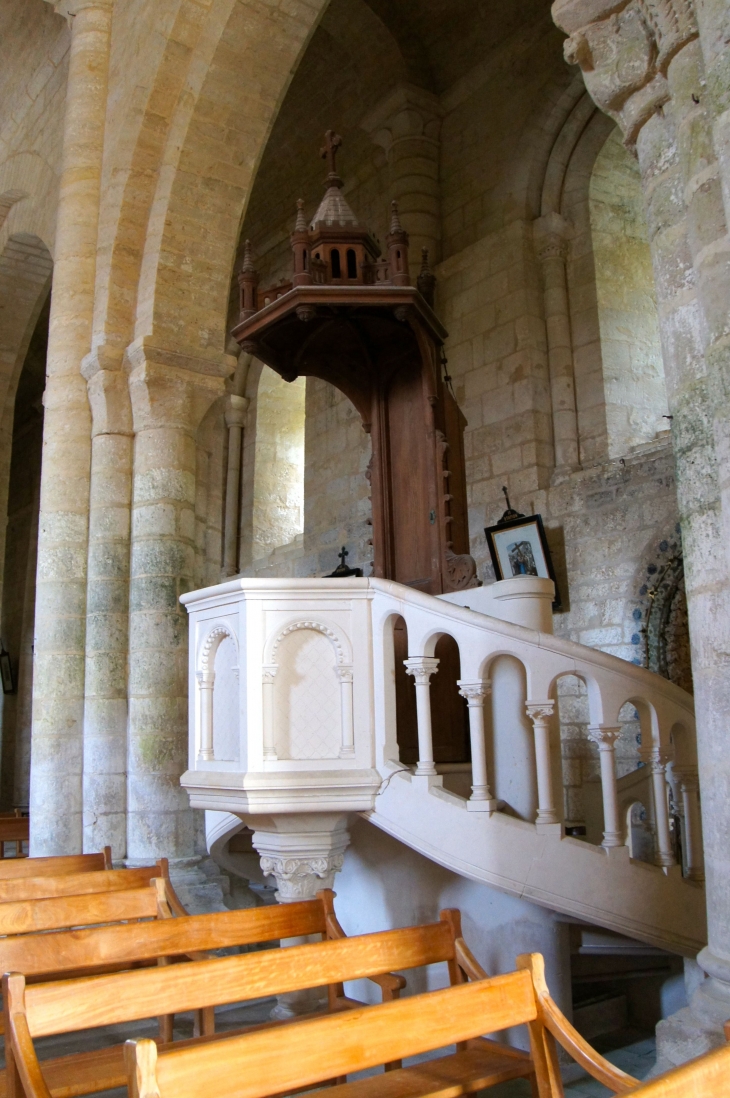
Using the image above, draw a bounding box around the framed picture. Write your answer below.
[484,513,561,610]
[0,648,14,695]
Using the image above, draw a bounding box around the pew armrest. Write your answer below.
[455,938,489,982]
[517,954,639,1094]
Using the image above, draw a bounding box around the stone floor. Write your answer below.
[15,1002,656,1097]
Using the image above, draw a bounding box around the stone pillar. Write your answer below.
[551,0,730,1058]
[222,394,248,577]
[361,85,443,263]
[674,767,704,882]
[125,342,228,864]
[588,725,623,848]
[457,680,497,812]
[81,353,133,859]
[534,213,580,471]
[526,701,560,830]
[648,751,676,869]
[251,814,350,1019]
[404,656,439,778]
[30,0,112,855]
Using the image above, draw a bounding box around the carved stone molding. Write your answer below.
[404,657,440,685]
[457,680,491,704]
[259,853,345,901]
[588,724,622,748]
[525,700,556,723]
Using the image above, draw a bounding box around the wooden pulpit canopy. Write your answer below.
[232,131,477,595]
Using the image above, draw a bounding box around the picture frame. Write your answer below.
[484,513,561,610]
[0,647,14,695]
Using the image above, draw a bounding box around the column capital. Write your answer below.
[588,724,622,748]
[457,679,491,703]
[551,0,697,145]
[673,765,699,790]
[360,83,443,156]
[125,338,234,433]
[44,0,112,22]
[251,816,350,902]
[224,393,249,429]
[404,656,439,684]
[526,700,555,722]
[534,212,573,261]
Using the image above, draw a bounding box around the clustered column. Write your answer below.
[30,0,112,855]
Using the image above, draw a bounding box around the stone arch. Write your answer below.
[198,622,238,676]
[132,0,331,363]
[266,617,351,668]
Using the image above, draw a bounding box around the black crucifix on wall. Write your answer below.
[232,133,477,595]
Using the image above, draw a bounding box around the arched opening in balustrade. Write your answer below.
[555,673,590,835]
[626,801,654,864]
[483,654,537,822]
[391,621,469,772]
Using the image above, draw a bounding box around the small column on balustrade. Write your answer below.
[261,665,278,761]
[649,750,676,869]
[458,680,497,812]
[196,670,214,762]
[404,657,439,778]
[674,767,704,881]
[526,701,561,832]
[588,726,623,849]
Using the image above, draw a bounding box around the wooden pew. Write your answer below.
[122,962,730,1098]
[1,889,406,1098]
[0,849,112,881]
[4,912,609,1098]
[0,859,181,908]
[0,816,28,860]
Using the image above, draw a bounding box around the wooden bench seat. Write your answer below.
[2,909,578,1098]
[1,889,400,1098]
[122,959,729,1098]
[0,850,112,881]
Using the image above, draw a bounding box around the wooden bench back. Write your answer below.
[0,861,169,905]
[0,818,29,859]
[618,1043,730,1096]
[0,882,165,937]
[0,849,111,881]
[11,917,460,1038]
[0,893,332,981]
[128,972,539,1098]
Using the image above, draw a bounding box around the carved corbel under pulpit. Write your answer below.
[232,132,476,595]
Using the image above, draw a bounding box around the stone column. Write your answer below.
[81,352,133,859]
[551,0,730,1058]
[125,342,229,865]
[404,657,439,778]
[526,701,560,830]
[457,680,497,812]
[588,725,623,849]
[534,213,580,471]
[361,85,443,263]
[222,394,248,577]
[30,0,112,855]
[648,750,676,869]
[674,766,704,882]
[251,814,350,1018]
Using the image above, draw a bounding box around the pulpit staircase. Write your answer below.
[181,576,705,958]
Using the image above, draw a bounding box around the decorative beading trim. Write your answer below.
[199,623,238,675]
[267,618,352,666]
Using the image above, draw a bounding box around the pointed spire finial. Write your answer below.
[320,130,343,187]
[242,239,255,273]
[389,200,403,235]
[416,247,436,306]
[295,199,307,232]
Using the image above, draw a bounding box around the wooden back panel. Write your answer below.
[0,819,29,843]
[22,921,456,1037]
[0,864,165,904]
[0,884,160,936]
[0,897,328,980]
[0,850,111,881]
[132,972,537,1098]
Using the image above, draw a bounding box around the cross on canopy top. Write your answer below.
[321,130,342,182]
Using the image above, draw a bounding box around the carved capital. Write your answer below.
[588,724,622,749]
[526,700,555,724]
[262,664,278,685]
[125,338,231,434]
[404,657,440,685]
[534,213,573,262]
[259,854,345,901]
[457,680,491,704]
[360,84,443,157]
[44,0,112,21]
[335,667,354,684]
[224,394,249,430]
[673,765,699,791]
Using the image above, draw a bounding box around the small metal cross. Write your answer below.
[338,546,348,567]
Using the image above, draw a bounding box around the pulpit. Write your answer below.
[232,131,476,595]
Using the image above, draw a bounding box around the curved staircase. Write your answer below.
[181,576,705,957]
